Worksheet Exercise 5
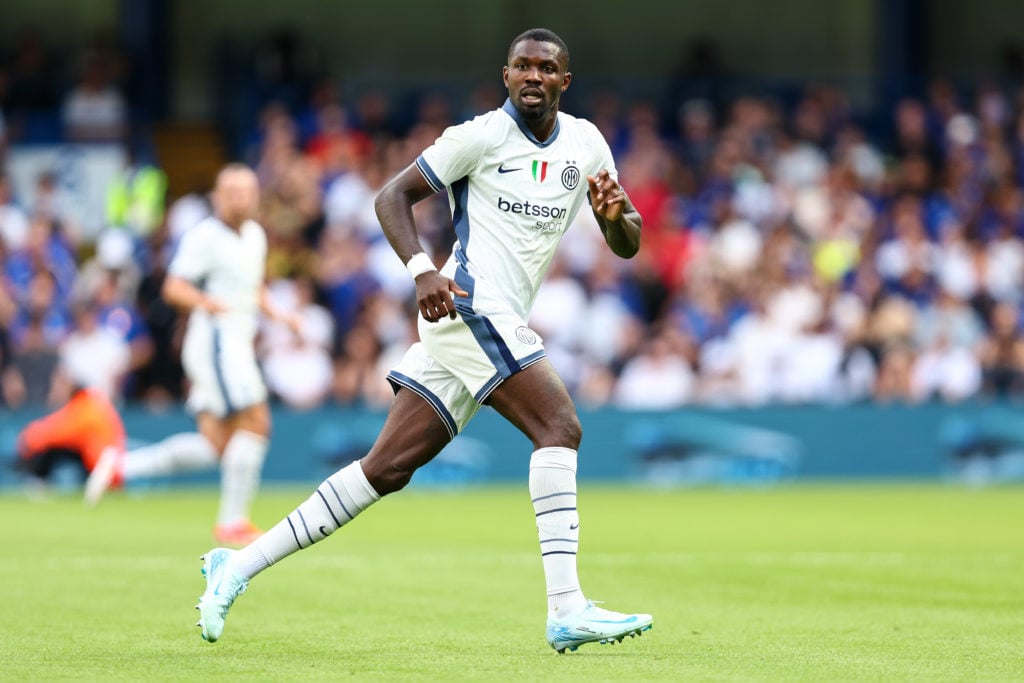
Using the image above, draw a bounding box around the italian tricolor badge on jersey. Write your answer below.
[531,160,548,182]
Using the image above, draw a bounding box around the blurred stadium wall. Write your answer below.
[3,1,1024,122]
[4,403,1024,488]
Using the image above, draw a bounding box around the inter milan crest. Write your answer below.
[515,326,538,344]
[561,164,580,190]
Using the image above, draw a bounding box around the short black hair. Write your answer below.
[508,28,570,68]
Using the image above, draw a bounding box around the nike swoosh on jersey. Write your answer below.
[497,164,522,173]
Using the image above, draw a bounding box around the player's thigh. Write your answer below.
[486,358,581,449]
[387,342,481,438]
[363,387,453,476]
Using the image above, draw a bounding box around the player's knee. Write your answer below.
[365,464,413,496]
[537,411,582,450]
[202,431,230,455]
[360,456,412,496]
[386,466,415,494]
[563,413,583,449]
[235,404,272,438]
[253,414,272,438]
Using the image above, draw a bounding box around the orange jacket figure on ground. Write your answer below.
[17,388,125,480]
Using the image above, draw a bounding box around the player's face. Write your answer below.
[213,169,259,226]
[503,40,571,121]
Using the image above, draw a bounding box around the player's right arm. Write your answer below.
[163,224,228,314]
[162,276,228,314]
[375,165,467,323]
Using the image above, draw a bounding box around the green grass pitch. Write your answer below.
[1,483,1022,681]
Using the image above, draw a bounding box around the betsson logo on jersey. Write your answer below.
[497,197,568,232]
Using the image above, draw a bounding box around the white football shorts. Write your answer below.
[387,293,546,439]
[181,324,267,418]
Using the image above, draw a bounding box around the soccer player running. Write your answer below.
[86,164,296,546]
[195,29,653,652]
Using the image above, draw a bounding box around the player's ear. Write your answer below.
[502,65,510,88]
[562,71,572,92]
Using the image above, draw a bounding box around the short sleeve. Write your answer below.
[588,122,618,182]
[167,226,210,283]
[416,115,491,192]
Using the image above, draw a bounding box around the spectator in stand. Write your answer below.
[323,147,389,241]
[260,276,334,410]
[331,322,384,407]
[304,102,371,185]
[106,153,168,238]
[7,269,69,353]
[892,98,943,169]
[530,254,589,389]
[777,306,845,404]
[315,230,380,346]
[0,172,31,252]
[2,311,60,408]
[674,99,718,175]
[31,171,82,247]
[92,269,154,393]
[73,227,142,311]
[56,299,130,402]
[132,222,184,406]
[7,41,1024,413]
[982,219,1024,304]
[910,330,982,403]
[977,301,1024,397]
[914,288,985,353]
[6,213,77,310]
[62,52,127,143]
[874,340,916,403]
[251,104,324,251]
[613,325,696,409]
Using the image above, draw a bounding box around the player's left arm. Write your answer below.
[588,169,642,259]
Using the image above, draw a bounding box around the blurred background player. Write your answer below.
[86,163,299,547]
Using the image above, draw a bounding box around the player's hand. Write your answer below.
[200,296,230,314]
[415,271,469,323]
[283,312,304,339]
[587,169,626,222]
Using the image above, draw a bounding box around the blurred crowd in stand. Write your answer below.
[4,26,1024,412]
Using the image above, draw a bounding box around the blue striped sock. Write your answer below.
[530,447,586,619]
[230,461,380,579]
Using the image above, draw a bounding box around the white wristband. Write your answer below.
[406,252,436,279]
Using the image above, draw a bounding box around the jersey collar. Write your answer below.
[502,98,560,148]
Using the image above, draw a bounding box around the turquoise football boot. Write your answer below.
[195,548,248,642]
[546,601,653,653]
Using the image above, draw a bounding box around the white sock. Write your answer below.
[121,433,218,480]
[530,447,586,620]
[229,460,380,579]
[217,430,268,526]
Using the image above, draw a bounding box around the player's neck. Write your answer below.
[527,118,557,142]
[218,215,245,233]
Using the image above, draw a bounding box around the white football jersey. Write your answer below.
[168,216,267,342]
[416,99,616,319]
